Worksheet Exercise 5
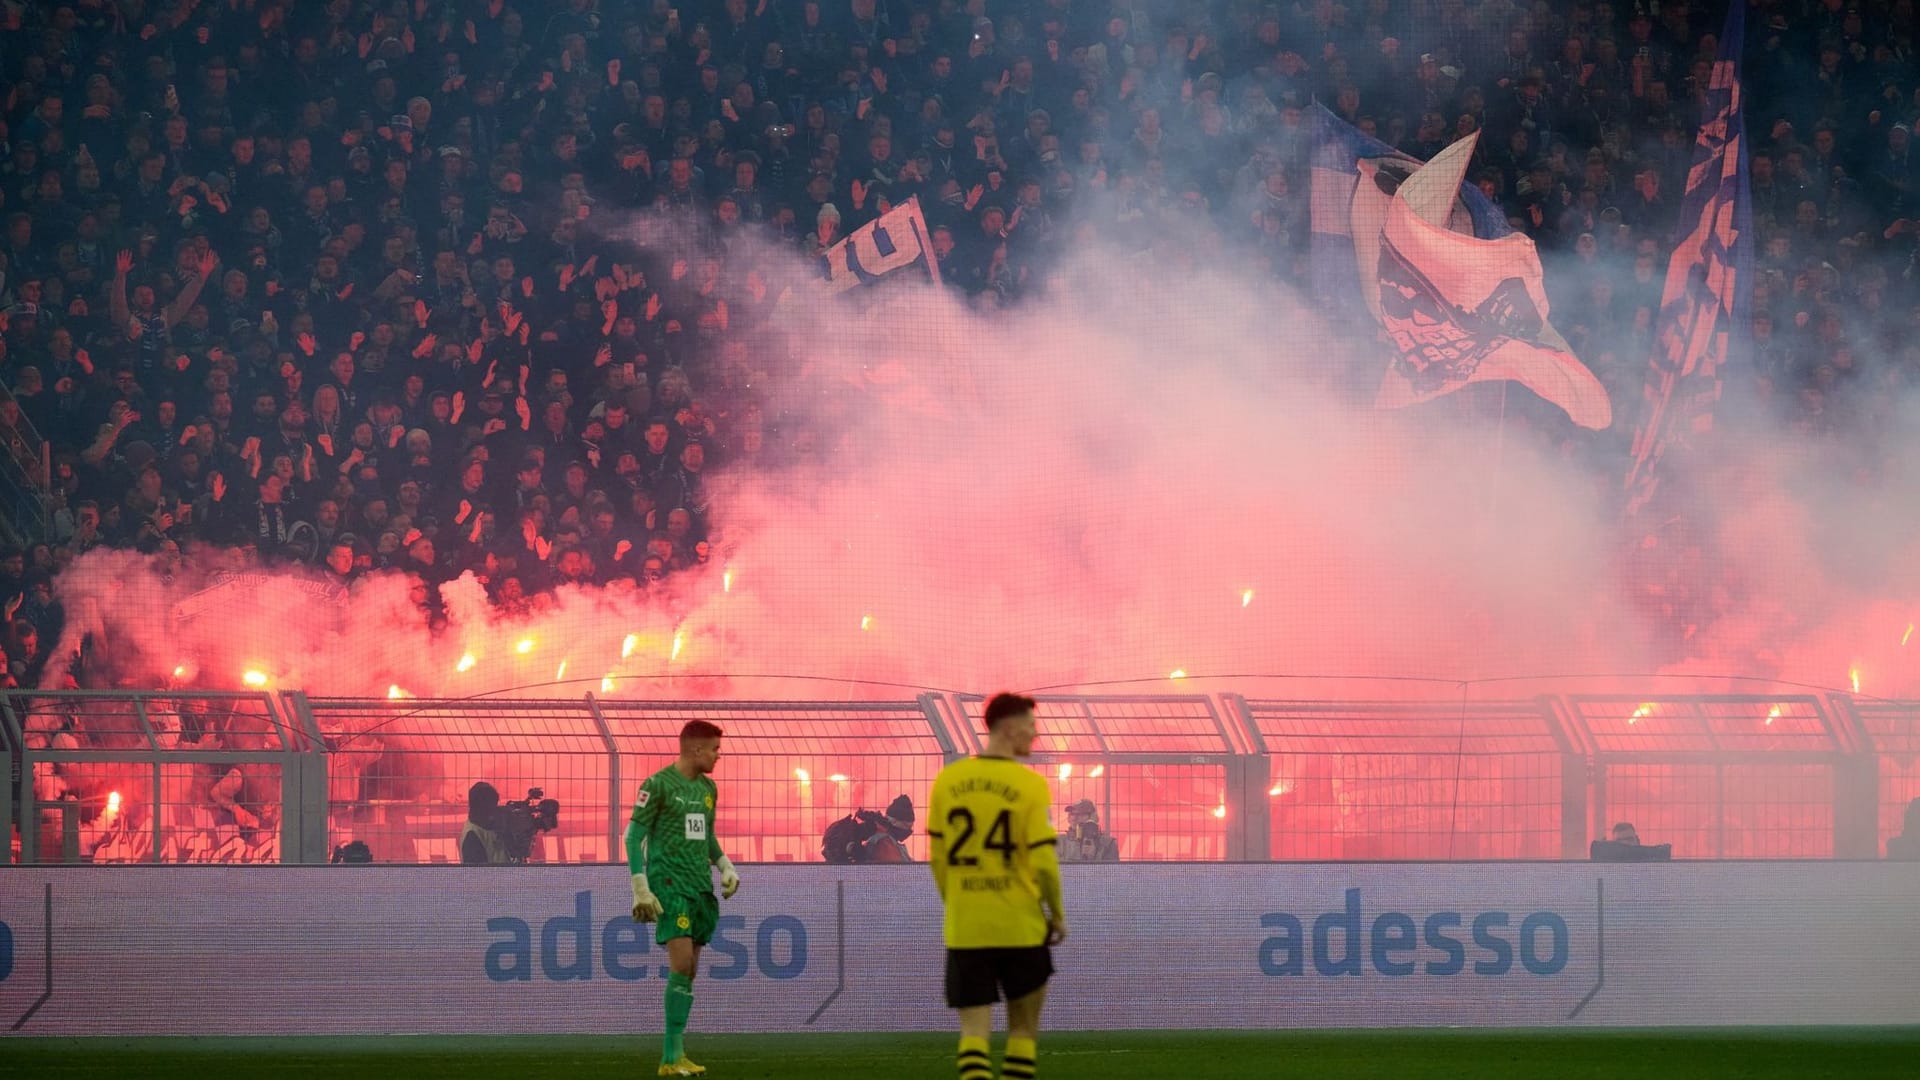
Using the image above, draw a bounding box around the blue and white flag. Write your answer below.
[1310,105,1508,320]
[1625,1,1752,515]
[819,196,942,294]
[1311,108,1610,430]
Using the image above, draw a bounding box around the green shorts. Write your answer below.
[655,888,719,946]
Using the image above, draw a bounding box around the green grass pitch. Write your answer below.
[6,1031,1920,1078]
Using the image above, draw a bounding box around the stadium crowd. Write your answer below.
[1,0,1918,687]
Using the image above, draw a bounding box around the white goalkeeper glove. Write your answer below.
[631,873,663,922]
[716,855,741,899]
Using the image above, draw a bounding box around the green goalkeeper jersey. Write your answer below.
[628,764,721,893]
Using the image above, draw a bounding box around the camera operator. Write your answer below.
[462,781,561,864]
[460,781,509,864]
[1058,799,1119,863]
[822,794,916,864]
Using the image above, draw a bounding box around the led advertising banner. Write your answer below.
[2,863,1916,1034]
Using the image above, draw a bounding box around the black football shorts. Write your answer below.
[945,946,1054,1008]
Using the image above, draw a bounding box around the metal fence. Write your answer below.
[1837,698,1920,857]
[599,697,956,863]
[1558,695,1863,859]
[298,694,618,866]
[2,691,324,865]
[2,689,1911,864]
[1232,697,1576,861]
[950,694,1258,861]
[0,373,50,547]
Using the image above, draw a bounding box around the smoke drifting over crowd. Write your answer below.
[39,226,1915,709]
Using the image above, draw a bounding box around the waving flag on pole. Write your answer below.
[1310,105,1507,321]
[1370,136,1613,429]
[818,196,942,294]
[1310,108,1610,430]
[1624,1,1752,516]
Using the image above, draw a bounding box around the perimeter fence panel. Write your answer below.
[300,695,614,865]
[1562,695,1852,858]
[1233,697,1571,861]
[1839,699,1920,858]
[0,690,307,864]
[952,694,1242,861]
[595,697,953,864]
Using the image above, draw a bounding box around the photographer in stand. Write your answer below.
[461,781,562,864]
[1058,800,1120,863]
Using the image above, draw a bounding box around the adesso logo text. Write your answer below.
[1257,888,1571,977]
[483,890,809,983]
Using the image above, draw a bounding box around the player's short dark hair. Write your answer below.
[680,719,724,744]
[983,693,1036,731]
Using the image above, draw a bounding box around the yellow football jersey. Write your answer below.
[928,755,1059,948]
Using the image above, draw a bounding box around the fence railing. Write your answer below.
[3,690,1912,864]
[0,374,51,545]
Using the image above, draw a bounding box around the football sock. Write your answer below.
[956,1035,992,1080]
[662,972,695,1062]
[1003,1035,1037,1079]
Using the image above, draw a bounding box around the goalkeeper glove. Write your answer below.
[716,855,741,899]
[631,873,663,922]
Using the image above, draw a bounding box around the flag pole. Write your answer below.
[907,196,942,287]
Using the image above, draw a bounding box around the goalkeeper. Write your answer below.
[626,719,740,1078]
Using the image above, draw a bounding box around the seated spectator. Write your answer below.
[1592,821,1672,862]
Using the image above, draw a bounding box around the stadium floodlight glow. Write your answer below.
[455,653,477,672]
[1088,765,1104,778]
[621,633,639,658]
[1057,763,1072,780]
[793,768,811,783]
[515,638,535,655]
[241,669,268,688]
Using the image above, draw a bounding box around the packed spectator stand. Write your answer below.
[0,0,1917,692]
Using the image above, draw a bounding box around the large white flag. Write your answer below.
[818,196,942,294]
[1371,136,1612,430]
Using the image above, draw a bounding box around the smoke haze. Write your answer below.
[43,234,1920,707]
